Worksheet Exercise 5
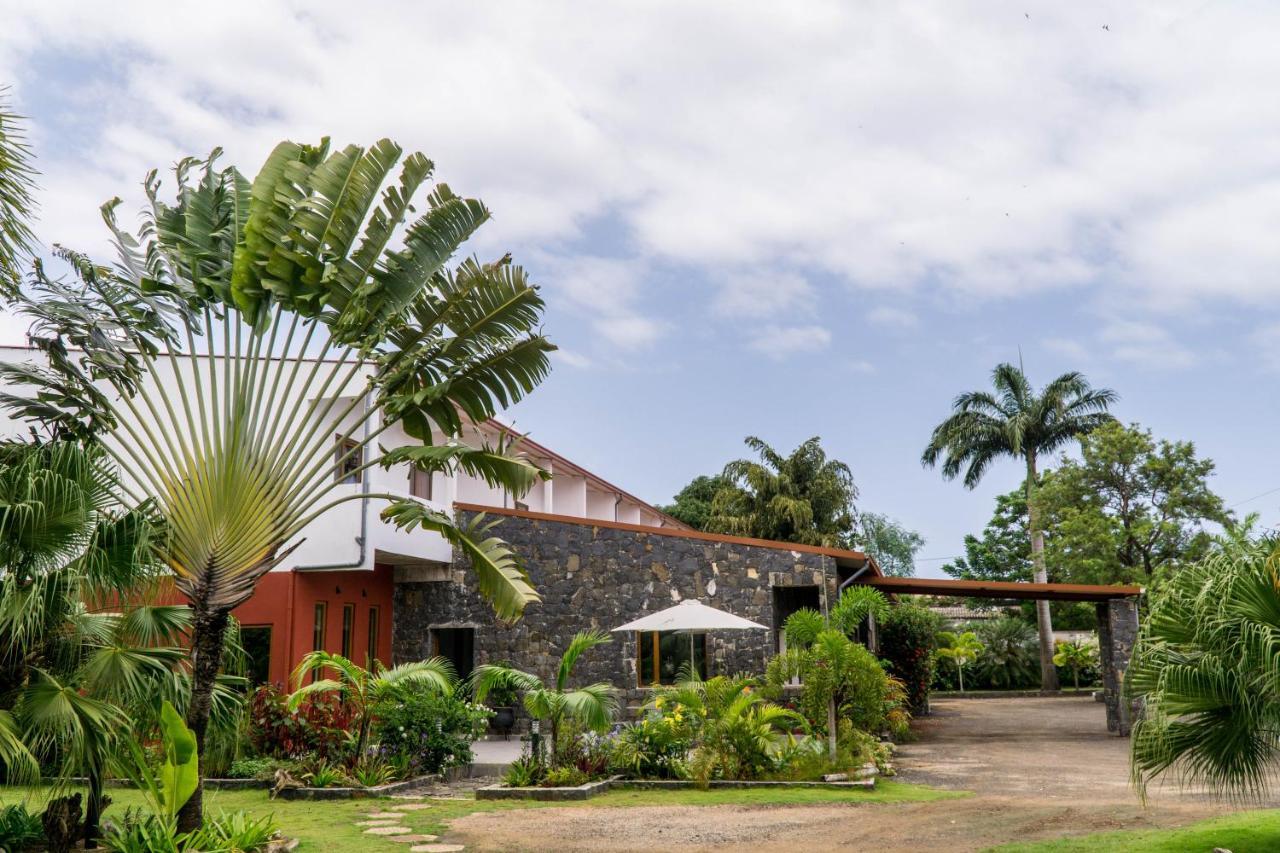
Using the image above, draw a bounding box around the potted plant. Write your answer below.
[483,663,520,738]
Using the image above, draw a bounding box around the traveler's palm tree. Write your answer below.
[922,363,1116,690]
[0,138,555,830]
[1130,536,1280,800]
[288,651,456,758]
[710,436,857,548]
[0,441,242,846]
[470,629,618,754]
[936,631,983,693]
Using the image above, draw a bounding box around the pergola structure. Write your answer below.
[853,575,1144,736]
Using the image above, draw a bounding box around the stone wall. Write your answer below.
[393,511,841,701]
[1096,598,1141,736]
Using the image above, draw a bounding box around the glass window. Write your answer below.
[240,625,272,687]
[334,436,362,484]
[637,631,707,686]
[341,603,355,659]
[312,602,327,651]
[367,606,380,668]
[409,466,432,500]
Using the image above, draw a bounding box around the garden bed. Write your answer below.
[476,775,876,801]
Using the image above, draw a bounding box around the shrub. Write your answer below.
[225,756,296,781]
[609,717,692,780]
[0,804,43,852]
[350,755,396,788]
[878,604,940,714]
[541,765,588,787]
[373,684,492,776]
[503,752,542,787]
[248,684,356,762]
[185,810,280,852]
[974,617,1038,688]
[300,760,348,788]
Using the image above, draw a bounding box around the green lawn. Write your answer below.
[993,809,1280,853]
[0,780,954,852]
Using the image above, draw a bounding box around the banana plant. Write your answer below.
[0,137,555,831]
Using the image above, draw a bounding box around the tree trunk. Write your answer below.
[84,765,104,849]
[958,664,964,694]
[827,698,838,761]
[176,603,230,834]
[1026,454,1060,692]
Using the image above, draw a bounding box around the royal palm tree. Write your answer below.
[922,364,1116,691]
[0,87,38,297]
[288,651,456,759]
[469,630,618,759]
[710,436,857,548]
[0,138,555,831]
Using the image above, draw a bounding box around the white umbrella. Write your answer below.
[613,600,768,680]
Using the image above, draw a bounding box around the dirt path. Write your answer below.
[448,696,1261,852]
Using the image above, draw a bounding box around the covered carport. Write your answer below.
[854,576,1144,735]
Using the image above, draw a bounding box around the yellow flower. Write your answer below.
[654,696,665,708]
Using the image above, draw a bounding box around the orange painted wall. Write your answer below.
[169,564,396,688]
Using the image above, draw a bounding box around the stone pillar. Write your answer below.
[1096,598,1140,736]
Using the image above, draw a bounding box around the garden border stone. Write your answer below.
[475,775,876,800]
[276,774,442,800]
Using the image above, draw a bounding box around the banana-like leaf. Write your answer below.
[158,700,199,819]
[380,440,549,497]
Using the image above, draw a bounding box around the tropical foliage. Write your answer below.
[0,87,37,297]
[923,362,1116,690]
[936,631,983,693]
[660,474,732,530]
[470,629,619,762]
[0,136,555,829]
[1129,536,1280,800]
[972,617,1038,689]
[942,488,1032,583]
[1052,639,1098,690]
[857,511,925,577]
[877,603,941,714]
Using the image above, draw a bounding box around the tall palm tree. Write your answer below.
[0,87,39,298]
[710,436,857,548]
[288,650,456,759]
[469,629,618,758]
[0,138,555,831]
[922,364,1116,690]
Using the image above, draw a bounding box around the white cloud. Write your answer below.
[848,359,876,374]
[7,1,1280,349]
[551,348,592,369]
[867,306,918,329]
[1099,320,1197,369]
[749,324,832,359]
[534,254,663,349]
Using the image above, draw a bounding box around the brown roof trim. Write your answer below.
[454,501,878,571]
[859,576,1143,602]
[482,420,694,531]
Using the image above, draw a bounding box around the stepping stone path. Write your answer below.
[389,802,433,811]
[389,835,437,843]
[367,812,404,818]
[357,819,401,826]
[364,826,413,835]
[346,797,459,850]
[409,846,464,853]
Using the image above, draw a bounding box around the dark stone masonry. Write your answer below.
[392,510,860,703]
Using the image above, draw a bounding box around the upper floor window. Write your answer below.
[335,436,362,484]
[409,466,432,500]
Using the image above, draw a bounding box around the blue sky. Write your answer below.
[3,2,1280,577]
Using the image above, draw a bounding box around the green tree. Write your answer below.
[1052,640,1097,690]
[0,88,38,297]
[0,139,555,831]
[942,488,1032,583]
[1129,535,1280,799]
[661,474,732,530]
[936,631,983,693]
[288,651,457,759]
[1038,421,1228,586]
[922,363,1117,691]
[710,436,857,547]
[858,512,925,577]
[470,630,618,762]
[973,616,1038,689]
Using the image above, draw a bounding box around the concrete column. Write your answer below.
[1096,598,1140,736]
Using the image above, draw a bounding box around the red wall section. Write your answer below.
[168,564,396,688]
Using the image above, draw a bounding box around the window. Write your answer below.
[334,436,362,484]
[312,602,327,652]
[367,606,380,668]
[341,604,355,659]
[409,466,432,500]
[241,626,272,686]
[637,631,707,686]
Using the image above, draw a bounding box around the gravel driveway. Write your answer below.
[449,696,1259,852]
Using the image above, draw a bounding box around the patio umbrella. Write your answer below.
[612,600,768,679]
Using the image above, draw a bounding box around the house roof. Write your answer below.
[454,501,880,572]
[859,576,1143,602]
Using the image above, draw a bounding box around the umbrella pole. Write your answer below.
[690,631,695,679]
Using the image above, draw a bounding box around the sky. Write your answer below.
[2,1,1280,578]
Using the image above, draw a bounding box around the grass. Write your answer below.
[993,809,1280,852]
[0,779,954,852]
